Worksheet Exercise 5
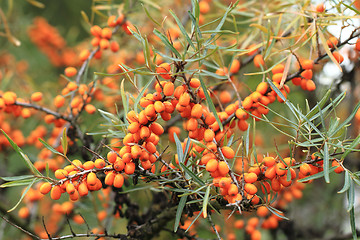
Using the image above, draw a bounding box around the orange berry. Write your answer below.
[206,159,218,172]
[228,184,238,196]
[3,91,16,105]
[179,92,190,107]
[327,36,338,49]
[218,161,229,175]
[237,120,249,131]
[99,38,109,49]
[97,210,107,222]
[275,162,287,176]
[199,0,210,14]
[221,146,235,159]
[230,59,241,74]
[101,27,112,39]
[332,51,344,64]
[114,159,125,171]
[66,183,76,195]
[332,160,344,173]
[54,95,65,108]
[219,177,231,189]
[107,15,118,27]
[90,25,102,37]
[234,219,244,229]
[204,128,215,142]
[64,67,77,77]
[316,3,325,12]
[87,172,97,186]
[163,82,175,96]
[264,166,276,179]
[85,104,96,114]
[124,162,135,175]
[79,49,90,61]
[244,172,258,183]
[94,159,106,168]
[301,59,314,70]
[55,169,68,179]
[18,207,30,219]
[235,108,249,120]
[140,126,151,140]
[113,173,124,188]
[154,101,165,113]
[205,113,216,125]
[189,78,201,88]
[244,183,257,195]
[256,82,268,95]
[78,182,88,196]
[50,185,62,200]
[272,73,283,84]
[306,80,316,91]
[191,104,203,119]
[301,69,313,79]
[83,161,95,170]
[300,163,312,176]
[253,54,265,68]
[40,182,52,195]
[110,41,120,52]
[156,63,171,80]
[105,172,116,186]
[256,206,269,217]
[31,92,43,102]
[356,38,360,51]
[150,122,164,135]
[219,91,232,104]
[271,64,284,74]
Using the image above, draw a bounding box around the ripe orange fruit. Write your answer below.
[113,173,124,188]
[253,54,265,68]
[156,63,171,80]
[206,159,218,172]
[50,185,62,200]
[218,161,229,175]
[244,172,258,183]
[40,182,52,195]
[244,183,257,195]
[87,172,97,186]
[221,146,235,159]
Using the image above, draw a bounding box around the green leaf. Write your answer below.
[266,205,289,220]
[153,29,181,59]
[174,133,184,165]
[305,90,331,120]
[341,134,360,161]
[39,138,64,157]
[61,127,68,156]
[8,178,37,212]
[323,142,330,183]
[202,185,211,218]
[120,79,129,125]
[330,101,360,138]
[180,163,205,185]
[174,195,188,232]
[142,4,161,27]
[347,180,355,212]
[134,77,154,113]
[182,136,191,164]
[298,166,337,182]
[1,178,40,188]
[169,10,195,51]
[1,130,42,176]
[338,171,351,194]
[349,207,358,240]
[199,75,223,131]
[0,175,34,181]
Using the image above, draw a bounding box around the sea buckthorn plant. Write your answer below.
[1,0,360,239]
